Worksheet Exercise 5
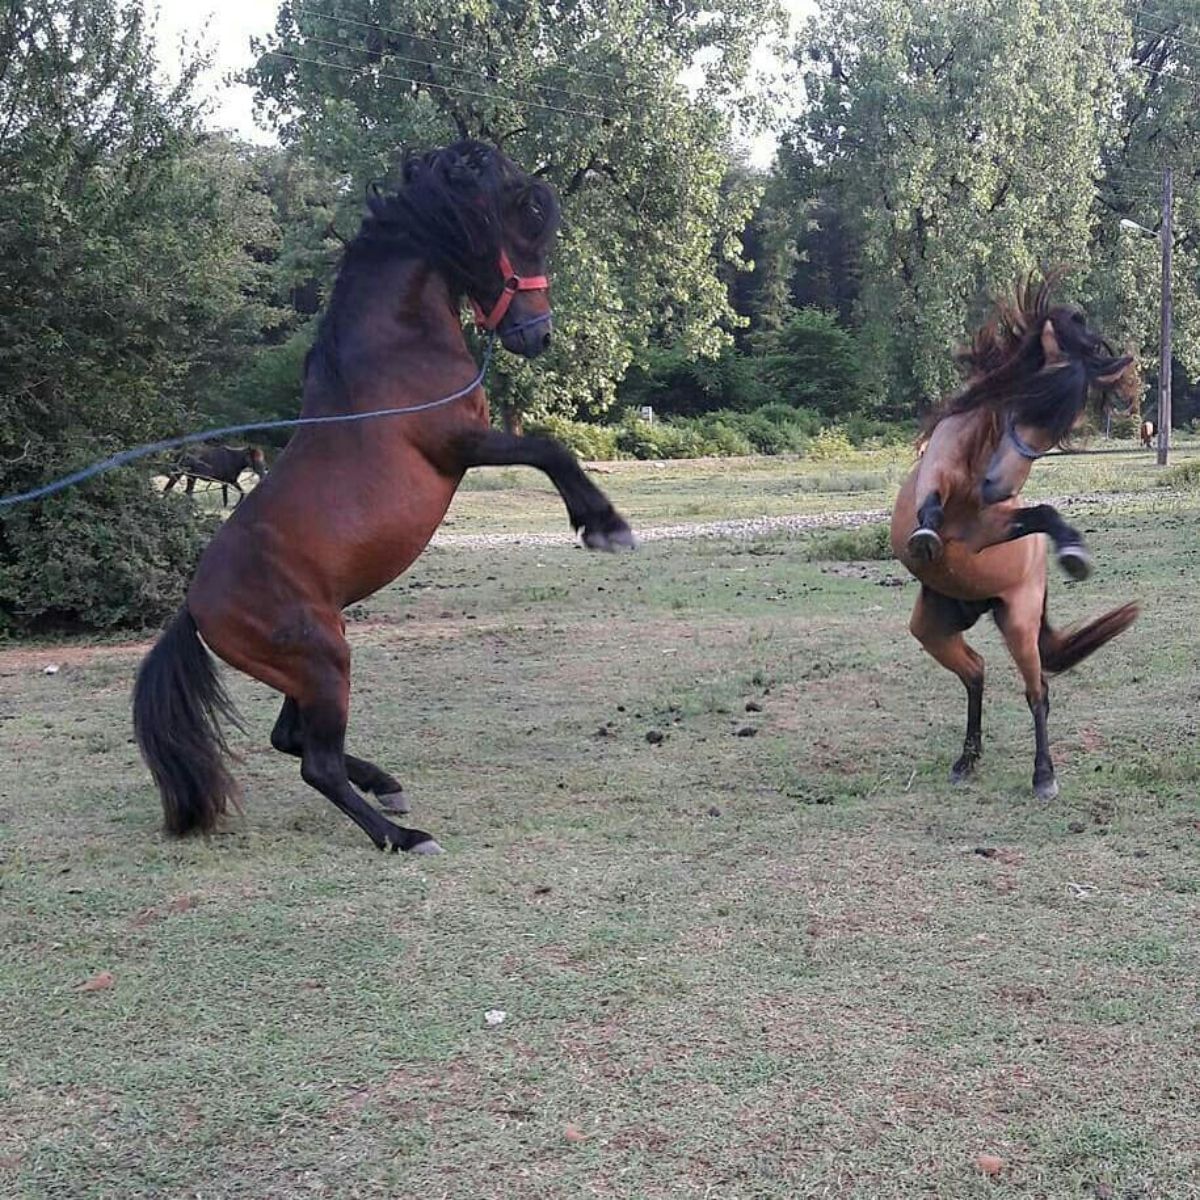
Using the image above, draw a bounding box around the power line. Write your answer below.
[292,5,663,96]
[264,49,611,121]
[1131,20,1200,59]
[294,33,617,110]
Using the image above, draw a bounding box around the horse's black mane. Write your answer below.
[307,140,560,383]
[926,275,1137,447]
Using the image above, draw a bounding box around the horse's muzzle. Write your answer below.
[980,476,1012,505]
[500,311,553,359]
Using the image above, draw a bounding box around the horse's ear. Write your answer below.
[365,180,389,216]
[1041,318,1065,365]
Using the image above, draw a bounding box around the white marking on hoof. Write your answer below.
[1057,545,1093,581]
[1035,777,1059,801]
[377,791,410,814]
[408,838,444,856]
[907,527,943,563]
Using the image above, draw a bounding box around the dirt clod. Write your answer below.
[975,1153,1004,1176]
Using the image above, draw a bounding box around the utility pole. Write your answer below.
[1159,165,1173,466]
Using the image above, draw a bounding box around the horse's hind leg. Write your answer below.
[270,697,410,814]
[446,430,635,549]
[267,620,439,852]
[910,590,985,781]
[995,594,1058,799]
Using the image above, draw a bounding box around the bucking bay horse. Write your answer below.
[892,279,1139,798]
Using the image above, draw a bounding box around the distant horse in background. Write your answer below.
[1140,419,1156,448]
[164,444,267,507]
[135,141,634,855]
[892,277,1139,799]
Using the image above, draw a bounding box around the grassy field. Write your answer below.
[4,449,1200,1198]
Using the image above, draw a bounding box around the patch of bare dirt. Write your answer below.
[0,640,151,673]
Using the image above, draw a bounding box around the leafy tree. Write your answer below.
[1084,3,1200,391]
[752,308,863,417]
[0,1,276,631]
[792,0,1128,410]
[246,0,785,426]
[617,345,771,417]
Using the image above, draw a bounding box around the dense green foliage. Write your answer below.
[247,0,785,424]
[10,0,1200,632]
[787,0,1200,413]
[0,1,275,631]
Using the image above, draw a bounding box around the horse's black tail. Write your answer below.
[1039,596,1139,675]
[133,607,242,836]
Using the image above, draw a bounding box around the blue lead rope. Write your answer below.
[0,337,495,510]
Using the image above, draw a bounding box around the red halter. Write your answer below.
[470,250,549,331]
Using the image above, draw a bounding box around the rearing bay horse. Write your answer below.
[135,141,634,854]
[892,282,1138,798]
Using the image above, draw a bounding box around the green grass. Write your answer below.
[5,452,1200,1197]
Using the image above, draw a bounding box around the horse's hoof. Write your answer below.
[950,756,978,783]
[907,527,943,564]
[583,521,637,552]
[377,790,410,814]
[1034,776,1059,801]
[408,838,444,856]
[1057,544,1093,581]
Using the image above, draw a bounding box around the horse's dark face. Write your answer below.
[391,142,561,360]
[981,307,1132,504]
[478,181,558,359]
[246,447,267,479]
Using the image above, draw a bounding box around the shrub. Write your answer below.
[843,415,917,447]
[615,414,714,459]
[808,425,856,461]
[0,476,215,634]
[804,523,893,562]
[1159,460,1200,488]
[527,414,620,461]
[677,416,754,457]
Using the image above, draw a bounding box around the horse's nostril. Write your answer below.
[542,331,552,350]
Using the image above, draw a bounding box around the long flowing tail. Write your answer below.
[1039,598,1139,675]
[133,607,241,835]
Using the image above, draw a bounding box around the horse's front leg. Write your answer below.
[446,430,636,550]
[963,503,1091,581]
[1006,504,1091,580]
[907,490,946,564]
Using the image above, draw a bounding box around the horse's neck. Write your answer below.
[928,408,1001,493]
[303,258,471,414]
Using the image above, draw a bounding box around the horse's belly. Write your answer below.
[339,466,460,605]
[898,538,1043,602]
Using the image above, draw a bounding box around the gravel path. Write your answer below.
[431,491,1148,550]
